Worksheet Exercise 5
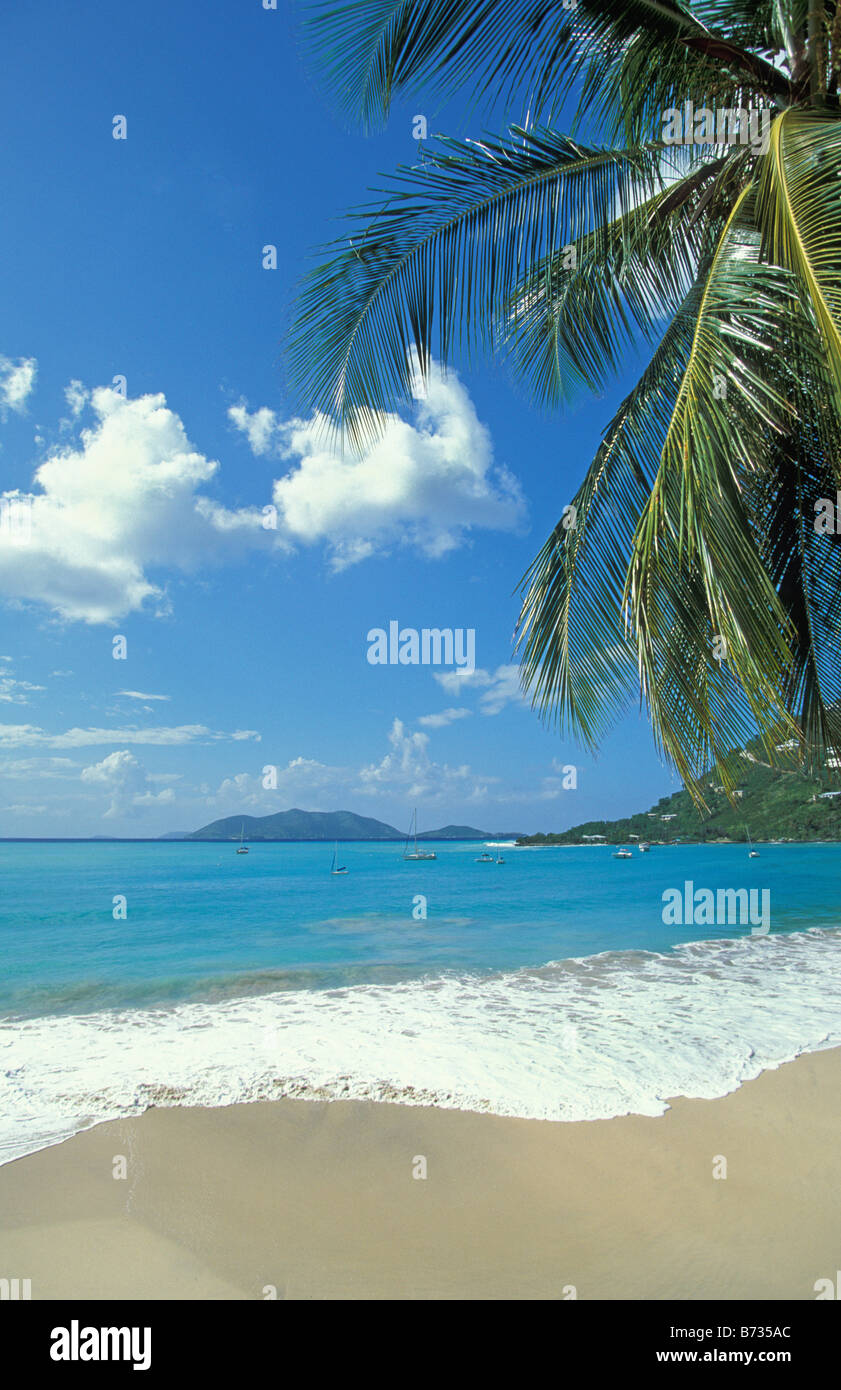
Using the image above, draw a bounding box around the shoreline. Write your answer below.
[2,1047,839,1300]
[4,925,841,1166]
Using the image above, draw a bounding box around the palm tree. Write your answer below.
[289,1,841,799]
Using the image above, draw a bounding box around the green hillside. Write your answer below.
[518,741,841,845]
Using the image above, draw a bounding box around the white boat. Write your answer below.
[495,855,505,864]
[236,823,249,854]
[639,842,650,852]
[403,809,437,860]
[746,826,760,858]
[612,848,633,859]
[330,841,348,875]
[475,852,494,862]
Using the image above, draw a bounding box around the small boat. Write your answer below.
[746,826,760,858]
[475,851,494,862]
[403,808,437,861]
[236,823,249,854]
[496,855,505,864]
[330,841,348,875]
[639,842,650,853]
[612,848,633,859]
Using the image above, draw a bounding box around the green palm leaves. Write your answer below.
[291,1,841,795]
[289,132,675,442]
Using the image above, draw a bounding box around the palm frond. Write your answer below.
[626,187,807,784]
[515,278,709,750]
[502,152,745,407]
[288,131,671,443]
[756,109,841,414]
[302,0,789,131]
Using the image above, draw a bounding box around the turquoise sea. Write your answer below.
[2,839,841,1162]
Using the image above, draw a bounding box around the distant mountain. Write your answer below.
[416,823,521,840]
[177,808,519,842]
[184,809,402,841]
[517,738,841,845]
[158,831,193,840]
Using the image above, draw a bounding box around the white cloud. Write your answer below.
[356,717,487,803]
[63,380,89,417]
[228,402,278,456]
[81,749,177,819]
[0,756,79,779]
[0,673,45,704]
[235,363,526,570]
[202,717,497,818]
[434,663,526,715]
[117,690,170,702]
[417,707,472,729]
[434,667,492,694]
[0,355,37,415]
[0,387,275,624]
[477,666,526,716]
[0,723,260,749]
[0,367,525,622]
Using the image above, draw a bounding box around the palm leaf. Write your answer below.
[288,132,671,443]
[625,186,807,784]
[755,109,841,416]
[302,0,789,131]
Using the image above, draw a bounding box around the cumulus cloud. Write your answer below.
[233,363,526,570]
[356,717,489,803]
[228,402,277,456]
[1,366,525,622]
[203,717,498,819]
[0,355,37,415]
[210,756,352,815]
[0,387,274,623]
[81,749,176,819]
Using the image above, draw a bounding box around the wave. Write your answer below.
[2,928,841,1165]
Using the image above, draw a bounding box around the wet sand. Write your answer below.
[1,1048,838,1299]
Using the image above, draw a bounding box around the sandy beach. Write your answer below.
[0,1047,838,1300]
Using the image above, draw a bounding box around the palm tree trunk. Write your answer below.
[829,2,841,97]
[809,2,828,104]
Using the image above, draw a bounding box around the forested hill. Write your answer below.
[517,741,841,845]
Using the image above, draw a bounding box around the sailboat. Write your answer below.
[403,809,437,860]
[612,847,633,859]
[236,823,249,854]
[330,842,348,875]
[746,827,760,858]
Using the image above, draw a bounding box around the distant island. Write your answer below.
[517,739,841,846]
[169,809,523,842]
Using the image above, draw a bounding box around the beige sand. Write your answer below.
[1,1049,839,1300]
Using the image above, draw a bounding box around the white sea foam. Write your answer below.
[2,928,841,1165]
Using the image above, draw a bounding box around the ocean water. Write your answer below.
[2,839,841,1162]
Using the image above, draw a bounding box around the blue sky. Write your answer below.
[0,0,681,837]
